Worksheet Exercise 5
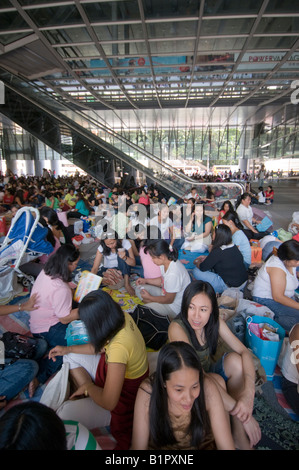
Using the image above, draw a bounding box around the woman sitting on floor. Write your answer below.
[131,341,235,450]
[134,239,191,319]
[67,191,92,219]
[49,289,149,450]
[168,281,261,449]
[252,239,299,332]
[182,204,213,253]
[236,193,268,240]
[91,230,136,295]
[192,224,248,294]
[217,200,234,223]
[222,210,252,269]
[28,244,80,395]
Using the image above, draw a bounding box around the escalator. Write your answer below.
[0,70,244,203]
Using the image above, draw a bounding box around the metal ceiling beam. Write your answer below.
[8,0,116,111]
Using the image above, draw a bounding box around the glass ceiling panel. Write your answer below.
[265,0,298,14]
[103,42,147,55]
[201,18,255,36]
[44,28,92,45]
[147,21,198,39]
[27,6,82,28]
[83,1,140,23]
[61,44,100,57]
[150,40,195,55]
[256,17,299,35]
[204,0,264,15]
[198,37,245,52]
[142,0,200,19]
[94,23,144,41]
[248,35,298,50]
[0,32,32,46]
[0,11,29,31]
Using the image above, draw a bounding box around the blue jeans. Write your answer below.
[192,267,228,294]
[33,322,68,384]
[0,337,47,402]
[252,296,299,332]
[0,359,39,402]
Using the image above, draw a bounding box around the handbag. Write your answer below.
[129,304,171,350]
[277,228,292,241]
[1,331,37,359]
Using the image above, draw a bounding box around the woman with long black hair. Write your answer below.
[192,224,248,294]
[49,289,149,450]
[131,341,235,450]
[168,281,261,449]
[28,244,80,395]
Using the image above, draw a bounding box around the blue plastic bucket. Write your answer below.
[245,315,285,381]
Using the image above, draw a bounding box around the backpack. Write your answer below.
[129,304,171,351]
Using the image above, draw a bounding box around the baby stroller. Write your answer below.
[0,207,54,300]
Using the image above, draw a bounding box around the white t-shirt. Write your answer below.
[258,191,266,203]
[97,239,131,268]
[236,203,254,229]
[160,260,191,315]
[186,192,199,200]
[252,255,298,300]
[151,216,173,240]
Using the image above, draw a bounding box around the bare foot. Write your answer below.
[28,378,39,398]
[126,283,136,297]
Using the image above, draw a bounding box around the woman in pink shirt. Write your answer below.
[137,188,150,206]
[29,244,80,396]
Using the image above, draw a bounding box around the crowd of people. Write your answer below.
[0,169,298,451]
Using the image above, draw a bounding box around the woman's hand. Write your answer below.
[48,345,69,362]
[193,255,206,267]
[140,288,152,302]
[230,390,254,424]
[70,381,92,400]
[23,293,39,311]
[136,277,146,286]
[243,416,261,447]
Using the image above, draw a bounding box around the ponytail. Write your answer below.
[145,239,178,261]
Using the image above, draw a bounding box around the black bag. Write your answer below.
[1,332,37,359]
[129,304,171,350]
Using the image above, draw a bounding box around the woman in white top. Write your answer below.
[236,193,267,240]
[135,239,191,318]
[252,240,299,332]
[91,231,136,295]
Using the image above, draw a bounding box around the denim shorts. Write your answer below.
[210,353,229,382]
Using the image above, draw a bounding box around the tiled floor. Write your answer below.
[250,178,299,231]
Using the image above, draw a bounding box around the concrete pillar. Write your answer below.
[34,160,44,177]
[24,160,35,176]
[6,160,18,175]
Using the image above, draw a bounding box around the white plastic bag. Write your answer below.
[40,363,70,411]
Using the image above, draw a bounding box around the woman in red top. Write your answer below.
[2,188,14,209]
[265,185,274,204]
[137,188,150,205]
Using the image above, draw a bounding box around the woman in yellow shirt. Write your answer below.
[49,289,148,450]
